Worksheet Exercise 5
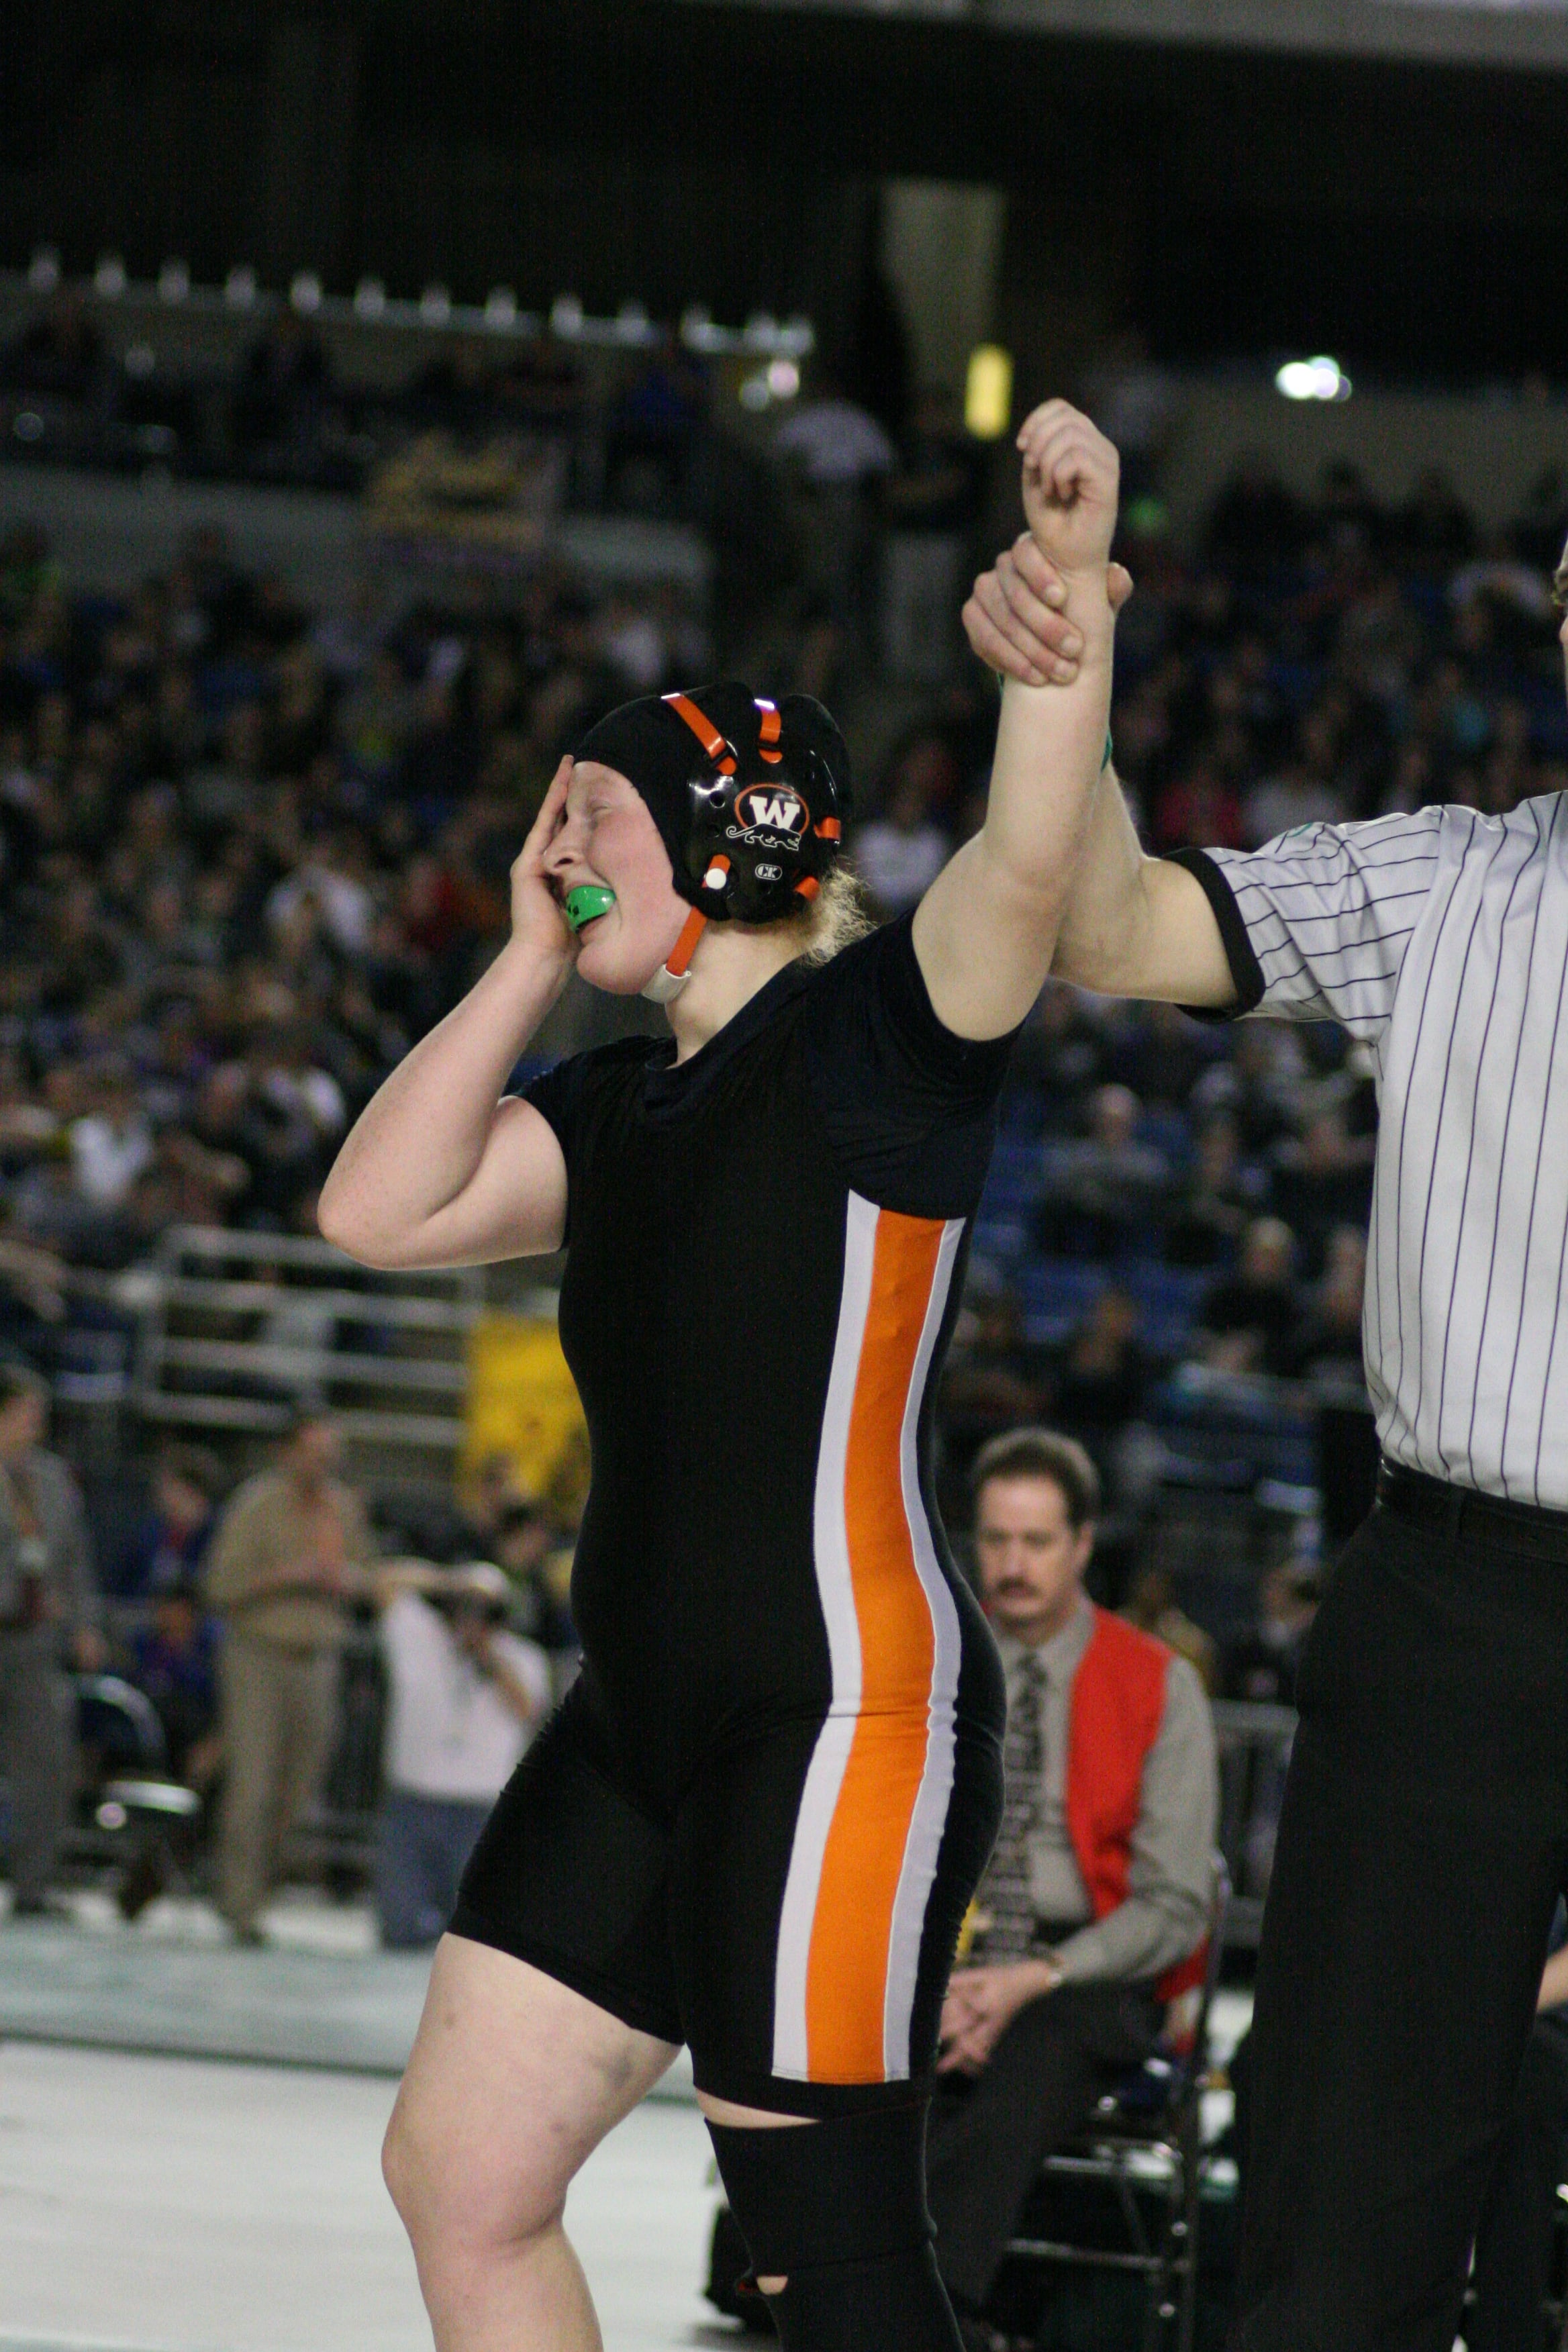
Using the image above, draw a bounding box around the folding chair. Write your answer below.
[73,1672,201,1906]
[1004,1857,1231,2352]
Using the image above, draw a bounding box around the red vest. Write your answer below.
[1063,1607,1208,2006]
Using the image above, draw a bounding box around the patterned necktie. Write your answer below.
[977,1649,1043,1958]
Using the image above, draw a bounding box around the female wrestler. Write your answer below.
[317,400,1118,2352]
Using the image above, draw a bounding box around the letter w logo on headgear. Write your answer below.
[735,786,807,838]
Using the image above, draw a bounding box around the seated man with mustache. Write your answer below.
[927,1426,1218,2345]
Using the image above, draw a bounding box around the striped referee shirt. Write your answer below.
[1175,792,1568,1510]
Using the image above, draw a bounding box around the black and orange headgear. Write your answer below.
[573,681,852,926]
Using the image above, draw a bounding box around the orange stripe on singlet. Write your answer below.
[802,1208,946,2081]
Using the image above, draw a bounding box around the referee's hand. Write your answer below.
[964,534,1134,688]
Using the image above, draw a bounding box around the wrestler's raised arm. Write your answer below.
[316,765,574,1268]
[911,401,1122,1040]
[964,532,1236,1009]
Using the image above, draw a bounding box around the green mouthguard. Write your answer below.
[564,884,618,932]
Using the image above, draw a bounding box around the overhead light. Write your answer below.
[225,266,258,309]
[681,309,816,359]
[124,343,156,379]
[418,284,452,325]
[93,254,128,299]
[766,358,800,400]
[1275,356,1352,402]
[290,272,324,313]
[483,287,518,328]
[158,259,190,303]
[616,300,651,343]
[965,344,1014,440]
[353,277,387,319]
[551,294,585,339]
[26,247,60,293]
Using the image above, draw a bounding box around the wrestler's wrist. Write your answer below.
[1024,548,1114,597]
[1057,583,1117,653]
[494,931,574,998]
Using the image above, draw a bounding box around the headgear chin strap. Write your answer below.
[571,680,852,1000]
[642,904,708,1003]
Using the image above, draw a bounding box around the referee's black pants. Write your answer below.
[1232,1473,1568,2351]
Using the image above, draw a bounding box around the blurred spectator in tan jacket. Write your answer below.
[203,1412,372,1941]
[0,1363,103,1918]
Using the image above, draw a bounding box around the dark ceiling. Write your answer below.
[3,1,1567,380]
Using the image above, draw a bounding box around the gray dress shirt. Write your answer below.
[995,1596,1217,1983]
[0,1447,99,1634]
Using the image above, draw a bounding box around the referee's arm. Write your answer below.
[1047,759,1241,1008]
[966,531,1443,1026]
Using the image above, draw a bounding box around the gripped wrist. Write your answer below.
[1036,567,1118,650]
[1060,569,1119,628]
[1027,550,1114,590]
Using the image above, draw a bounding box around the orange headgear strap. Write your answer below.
[756,698,784,764]
[663,691,737,776]
[640,897,713,1003]
[665,904,708,979]
[637,694,737,999]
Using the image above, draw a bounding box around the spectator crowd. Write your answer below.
[0,351,1565,1941]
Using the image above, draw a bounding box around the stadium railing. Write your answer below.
[128,1224,483,1461]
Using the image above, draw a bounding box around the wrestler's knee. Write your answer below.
[381,2090,438,2238]
[383,2077,563,2264]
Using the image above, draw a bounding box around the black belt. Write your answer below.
[1375,1459,1568,1560]
[1034,1917,1088,1951]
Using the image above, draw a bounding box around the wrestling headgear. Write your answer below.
[572,682,852,1000]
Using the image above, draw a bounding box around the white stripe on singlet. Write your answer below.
[771,1195,874,2082]
[881,1216,963,2079]
[1203,793,1568,1508]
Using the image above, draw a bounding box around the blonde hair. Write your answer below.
[740,861,877,967]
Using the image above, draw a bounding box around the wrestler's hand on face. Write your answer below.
[509,758,577,965]
[964,534,1135,690]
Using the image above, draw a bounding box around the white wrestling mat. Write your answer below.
[0,2041,720,2352]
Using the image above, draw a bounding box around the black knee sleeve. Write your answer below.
[707,2104,963,2352]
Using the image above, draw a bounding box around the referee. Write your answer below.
[965,520,1568,2349]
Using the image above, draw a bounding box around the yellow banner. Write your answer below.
[464,1314,589,1522]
